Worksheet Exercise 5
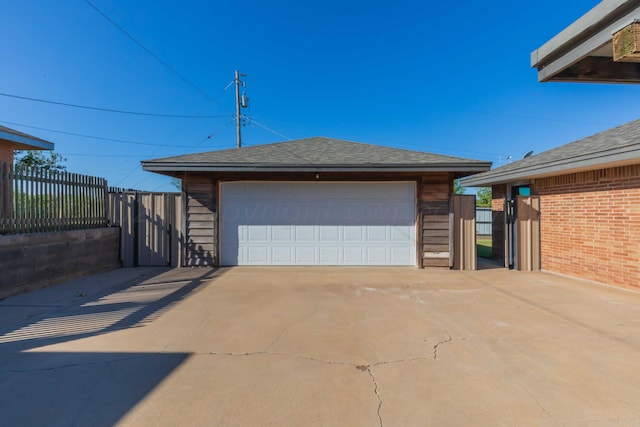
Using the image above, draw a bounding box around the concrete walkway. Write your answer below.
[1,266,640,426]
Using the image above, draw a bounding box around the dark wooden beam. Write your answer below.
[551,56,640,83]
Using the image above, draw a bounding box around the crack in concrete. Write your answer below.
[206,350,267,357]
[433,332,452,360]
[406,288,455,360]
[365,366,383,427]
[265,308,318,352]
[206,350,444,369]
[70,392,92,427]
[1,354,157,374]
[204,352,386,425]
[372,356,432,367]
[205,350,354,367]
[517,380,558,424]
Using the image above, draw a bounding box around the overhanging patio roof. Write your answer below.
[532,0,640,83]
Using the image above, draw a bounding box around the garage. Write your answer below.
[141,136,491,268]
[220,181,416,266]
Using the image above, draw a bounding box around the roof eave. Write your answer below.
[0,130,55,151]
[461,148,640,187]
[142,162,492,174]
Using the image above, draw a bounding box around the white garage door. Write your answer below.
[220,182,416,266]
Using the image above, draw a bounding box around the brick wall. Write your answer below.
[0,146,14,166]
[532,164,640,290]
[491,184,506,263]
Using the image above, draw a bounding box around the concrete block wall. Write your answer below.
[533,164,640,290]
[0,227,120,299]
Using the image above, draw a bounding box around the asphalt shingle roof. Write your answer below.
[461,118,640,187]
[142,137,491,173]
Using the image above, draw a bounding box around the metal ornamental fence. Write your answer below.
[0,162,108,234]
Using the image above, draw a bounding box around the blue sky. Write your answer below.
[2,0,639,191]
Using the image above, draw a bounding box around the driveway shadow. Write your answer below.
[0,267,221,426]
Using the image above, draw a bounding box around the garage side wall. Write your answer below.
[185,175,217,266]
[533,164,640,290]
[420,173,453,268]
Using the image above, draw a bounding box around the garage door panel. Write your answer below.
[295,247,316,263]
[272,226,292,241]
[391,246,413,263]
[344,226,364,241]
[295,226,316,241]
[272,247,292,263]
[367,226,388,241]
[344,247,364,263]
[247,246,268,263]
[319,226,340,241]
[367,247,387,263]
[319,247,341,263]
[248,226,269,241]
[390,226,412,241]
[221,182,415,266]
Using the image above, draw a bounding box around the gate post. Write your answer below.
[453,194,477,270]
[516,196,541,271]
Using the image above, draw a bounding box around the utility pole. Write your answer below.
[234,70,246,148]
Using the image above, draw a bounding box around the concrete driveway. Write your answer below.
[1,266,640,426]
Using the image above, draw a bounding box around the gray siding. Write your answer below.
[185,176,217,266]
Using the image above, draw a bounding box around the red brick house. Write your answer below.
[0,125,54,165]
[1,125,55,222]
[462,118,640,290]
[462,0,640,289]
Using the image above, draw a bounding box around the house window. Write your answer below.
[511,185,530,198]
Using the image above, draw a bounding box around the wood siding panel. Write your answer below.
[453,194,476,270]
[419,174,453,268]
[185,175,217,266]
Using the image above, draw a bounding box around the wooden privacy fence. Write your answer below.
[516,196,540,271]
[108,191,183,267]
[1,162,107,234]
[453,194,477,270]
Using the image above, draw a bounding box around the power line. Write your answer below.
[244,116,291,140]
[0,92,231,118]
[83,0,228,110]
[130,119,236,188]
[60,152,147,158]
[0,119,188,147]
[114,115,233,187]
[186,118,236,152]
